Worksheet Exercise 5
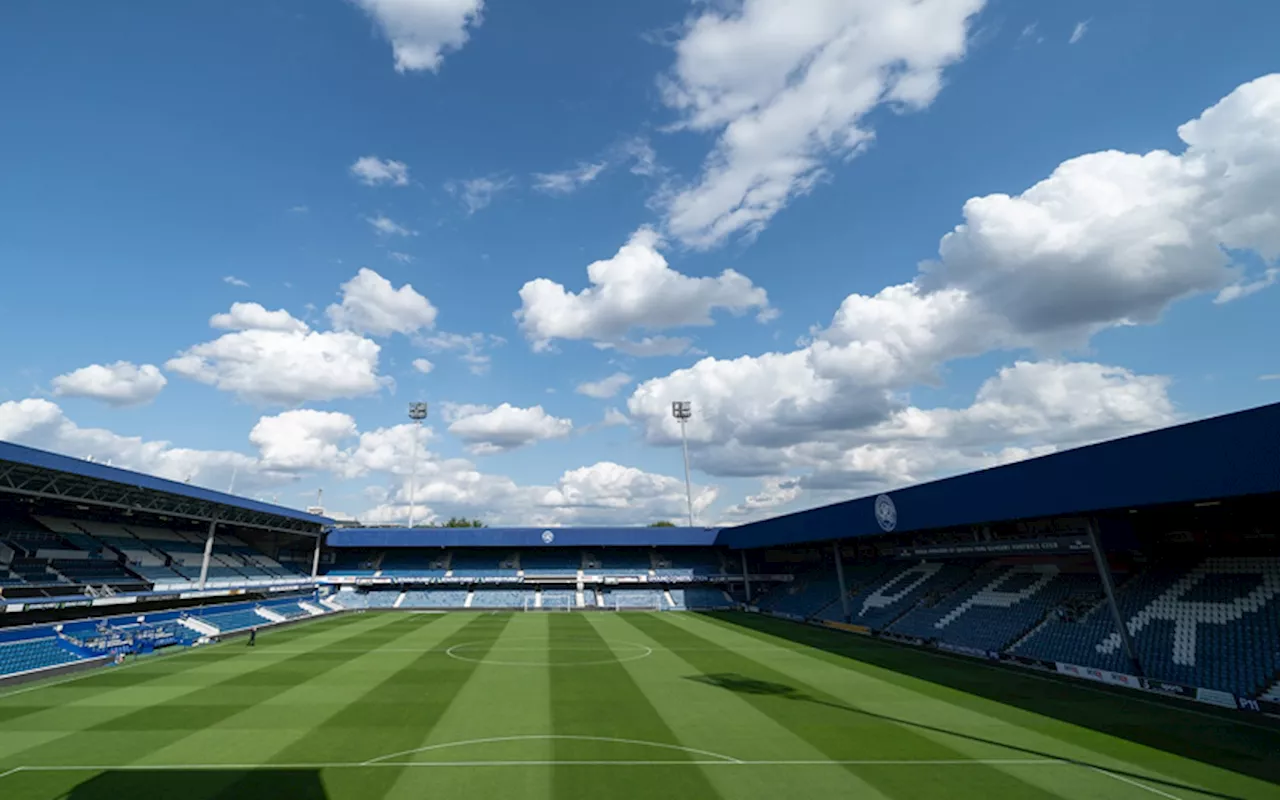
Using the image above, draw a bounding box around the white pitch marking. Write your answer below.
[363,734,743,765]
[0,757,1068,773]
[1091,767,1187,800]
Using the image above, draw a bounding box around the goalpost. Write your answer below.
[613,594,664,612]
[523,595,573,612]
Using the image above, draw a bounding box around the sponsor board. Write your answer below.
[90,596,139,607]
[1058,664,1258,712]
[1002,654,1058,671]
[880,632,924,646]
[1055,663,1139,688]
[1139,679,1196,699]
[937,642,996,660]
[1195,688,1239,709]
[822,621,871,635]
[770,611,804,622]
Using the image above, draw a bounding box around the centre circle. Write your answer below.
[444,637,653,666]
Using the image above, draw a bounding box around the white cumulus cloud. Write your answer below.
[51,362,167,407]
[250,410,359,472]
[168,305,386,405]
[446,403,574,455]
[211,302,310,333]
[627,71,1280,484]
[537,461,717,519]
[659,0,986,248]
[516,227,772,353]
[575,372,632,399]
[350,0,485,73]
[351,155,410,186]
[326,267,438,336]
[412,358,435,374]
[0,398,271,493]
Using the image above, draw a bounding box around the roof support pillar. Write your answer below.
[311,534,322,581]
[1087,517,1142,676]
[198,518,217,590]
[741,550,752,604]
[833,540,851,623]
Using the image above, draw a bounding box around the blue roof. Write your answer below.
[0,439,332,528]
[720,402,1280,550]
[327,526,721,548]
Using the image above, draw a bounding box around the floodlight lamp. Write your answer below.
[408,402,428,421]
[671,400,692,420]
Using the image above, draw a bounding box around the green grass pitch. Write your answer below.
[0,611,1275,799]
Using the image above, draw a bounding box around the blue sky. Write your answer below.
[1,0,1277,526]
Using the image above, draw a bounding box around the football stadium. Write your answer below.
[0,404,1278,799]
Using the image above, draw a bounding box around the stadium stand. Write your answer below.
[886,563,1104,652]
[756,573,842,618]
[605,589,664,609]
[400,589,468,607]
[362,591,401,608]
[471,589,533,608]
[328,550,380,576]
[0,637,85,677]
[193,608,273,634]
[654,550,724,577]
[520,551,581,576]
[585,550,651,575]
[1012,556,1280,698]
[379,549,449,577]
[539,588,576,608]
[450,550,506,577]
[676,587,735,609]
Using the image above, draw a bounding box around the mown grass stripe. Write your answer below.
[694,612,1279,798]
[585,613,890,798]
[0,613,410,769]
[625,612,1072,800]
[548,613,726,800]
[255,611,518,799]
[132,613,457,767]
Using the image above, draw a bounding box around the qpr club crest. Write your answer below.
[874,494,897,532]
[541,530,555,544]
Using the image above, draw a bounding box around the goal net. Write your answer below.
[523,595,574,612]
[612,593,664,612]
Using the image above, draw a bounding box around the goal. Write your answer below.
[612,593,664,612]
[523,595,574,612]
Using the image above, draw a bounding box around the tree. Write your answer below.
[409,517,485,528]
[648,520,676,527]
[442,517,486,528]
